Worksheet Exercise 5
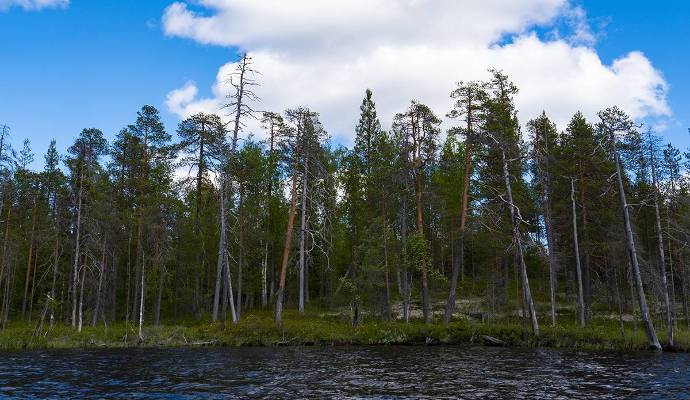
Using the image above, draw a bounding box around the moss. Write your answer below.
[0,312,685,352]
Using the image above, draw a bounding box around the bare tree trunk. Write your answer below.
[502,150,539,335]
[138,249,145,341]
[216,180,237,325]
[666,208,677,331]
[195,125,205,321]
[612,135,661,350]
[124,227,132,334]
[544,183,557,327]
[1,259,15,329]
[91,239,106,327]
[77,265,85,332]
[276,144,300,323]
[261,125,276,308]
[571,178,586,327]
[651,147,673,347]
[261,242,268,308]
[49,225,59,327]
[215,54,255,321]
[412,127,430,323]
[22,198,37,320]
[224,250,237,324]
[71,168,84,327]
[213,175,226,323]
[400,199,411,323]
[299,144,309,315]
[236,185,245,319]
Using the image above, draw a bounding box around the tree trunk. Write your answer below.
[299,144,309,315]
[413,141,430,324]
[215,54,250,321]
[275,139,301,323]
[502,150,539,335]
[213,174,226,323]
[224,250,238,324]
[444,139,472,323]
[261,242,268,308]
[651,148,673,347]
[71,168,84,327]
[236,185,245,319]
[77,265,85,332]
[544,181,557,327]
[49,222,59,327]
[196,126,205,321]
[22,198,37,320]
[217,179,238,325]
[400,199,411,323]
[138,249,145,341]
[91,239,106,327]
[612,134,661,350]
[571,178,586,327]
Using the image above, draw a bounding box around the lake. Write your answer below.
[1,346,688,399]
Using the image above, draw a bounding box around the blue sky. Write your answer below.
[581,0,689,141]
[1,0,230,163]
[1,0,688,167]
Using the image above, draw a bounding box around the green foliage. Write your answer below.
[2,70,689,355]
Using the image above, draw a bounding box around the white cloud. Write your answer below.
[162,0,670,145]
[0,0,68,11]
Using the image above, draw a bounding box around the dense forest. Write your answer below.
[2,55,689,351]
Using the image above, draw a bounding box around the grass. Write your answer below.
[1,308,687,352]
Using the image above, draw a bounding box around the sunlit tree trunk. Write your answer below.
[275,132,301,323]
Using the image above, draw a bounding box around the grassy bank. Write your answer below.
[1,310,686,352]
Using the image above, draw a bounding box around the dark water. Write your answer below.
[1,346,689,399]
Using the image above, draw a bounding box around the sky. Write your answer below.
[1,0,688,168]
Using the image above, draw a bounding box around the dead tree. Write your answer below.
[599,107,661,350]
[501,149,539,335]
[213,53,259,323]
[570,178,586,327]
[649,131,673,347]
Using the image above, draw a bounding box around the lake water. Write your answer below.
[1,346,689,399]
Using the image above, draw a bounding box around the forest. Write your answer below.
[1,55,689,352]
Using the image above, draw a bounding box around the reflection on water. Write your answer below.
[1,346,688,399]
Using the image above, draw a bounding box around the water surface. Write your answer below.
[1,346,688,399]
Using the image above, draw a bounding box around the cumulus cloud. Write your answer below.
[0,0,68,11]
[162,0,670,144]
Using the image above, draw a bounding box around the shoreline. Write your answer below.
[1,314,683,353]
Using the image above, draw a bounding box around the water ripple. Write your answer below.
[0,346,689,399]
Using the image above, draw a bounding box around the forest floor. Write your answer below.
[0,308,686,352]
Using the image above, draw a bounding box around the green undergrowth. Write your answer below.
[1,311,686,352]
